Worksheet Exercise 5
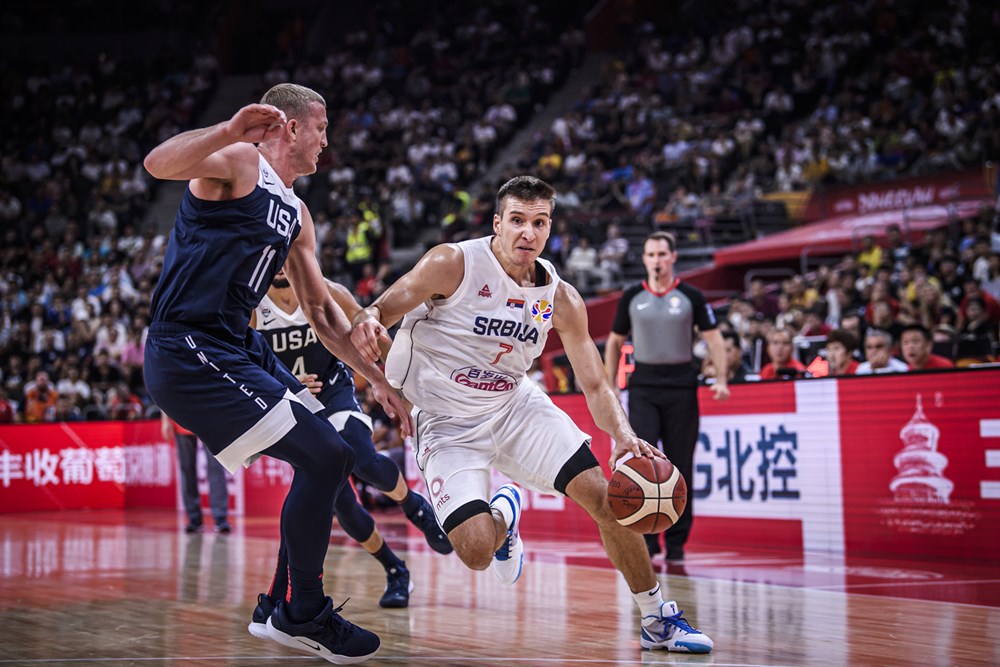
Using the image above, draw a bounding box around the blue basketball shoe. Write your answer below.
[489,484,523,585]
[640,600,714,653]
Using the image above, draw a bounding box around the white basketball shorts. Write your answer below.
[412,381,592,530]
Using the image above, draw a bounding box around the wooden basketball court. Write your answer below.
[2,508,998,666]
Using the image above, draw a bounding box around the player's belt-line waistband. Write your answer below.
[149,321,243,346]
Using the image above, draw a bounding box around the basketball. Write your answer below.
[607,454,687,534]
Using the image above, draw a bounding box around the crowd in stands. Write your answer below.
[698,210,1000,385]
[260,0,587,296]
[493,0,1000,291]
[0,49,219,422]
[2,0,999,423]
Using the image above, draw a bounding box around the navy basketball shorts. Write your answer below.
[145,324,326,473]
[320,371,373,434]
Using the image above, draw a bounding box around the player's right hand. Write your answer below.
[351,310,389,364]
[225,104,287,144]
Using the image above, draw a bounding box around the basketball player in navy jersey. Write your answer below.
[350,176,713,654]
[143,83,411,664]
[247,269,451,614]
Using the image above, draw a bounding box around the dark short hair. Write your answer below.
[900,323,931,341]
[495,175,556,217]
[826,328,858,352]
[722,330,741,347]
[643,231,676,252]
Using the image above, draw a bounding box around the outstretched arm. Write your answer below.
[554,282,663,468]
[350,243,465,363]
[284,206,412,435]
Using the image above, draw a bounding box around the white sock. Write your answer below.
[490,493,516,531]
[634,583,664,622]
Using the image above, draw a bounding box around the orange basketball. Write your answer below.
[607,455,687,534]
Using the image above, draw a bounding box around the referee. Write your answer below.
[603,231,729,561]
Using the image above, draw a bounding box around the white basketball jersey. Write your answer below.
[385,236,560,417]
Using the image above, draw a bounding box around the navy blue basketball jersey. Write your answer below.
[151,154,302,344]
[255,292,357,415]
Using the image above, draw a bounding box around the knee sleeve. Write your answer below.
[332,481,376,543]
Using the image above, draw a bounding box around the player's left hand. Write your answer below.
[609,435,664,470]
[710,382,731,401]
[370,379,413,438]
[297,373,322,395]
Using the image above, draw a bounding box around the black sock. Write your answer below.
[372,542,405,572]
[268,547,289,603]
[287,565,325,622]
[401,490,425,517]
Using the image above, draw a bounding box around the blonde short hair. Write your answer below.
[260,83,326,119]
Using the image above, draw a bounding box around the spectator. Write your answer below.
[563,237,599,294]
[0,387,15,423]
[597,223,629,292]
[709,330,753,383]
[885,224,911,270]
[812,329,860,377]
[759,329,807,380]
[981,253,1000,301]
[24,371,58,423]
[856,235,883,274]
[900,324,955,371]
[747,278,780,319]
[856,330,909,374]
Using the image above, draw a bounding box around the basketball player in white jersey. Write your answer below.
[248,271,451,614]
[351,176,713,654]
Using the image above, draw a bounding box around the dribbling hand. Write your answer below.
[609,436,665,470]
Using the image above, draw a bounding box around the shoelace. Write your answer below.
[643,608,698,639]
[662,608,698,635]
[326,598,358,639]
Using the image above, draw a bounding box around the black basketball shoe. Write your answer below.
[378,564,413,608]
[266,597,380,664]
[248,593,276,639]
[404,495,453,554]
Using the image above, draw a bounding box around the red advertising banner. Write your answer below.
[838,370,1000,562]
[0,421,176,513]
[802,169,994,222]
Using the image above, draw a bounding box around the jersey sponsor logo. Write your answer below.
[530,299,553,323]
[637,302,651,311]
[261,318,277,326]
[479,283,492,298]
[472,316,539,344]
[450,366,517,392]
[270,327,318,352]
[506,298,524,309]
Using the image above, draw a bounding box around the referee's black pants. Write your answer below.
[627,384,699,554]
